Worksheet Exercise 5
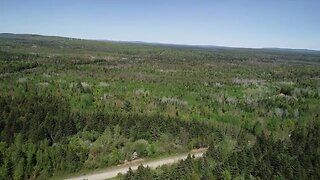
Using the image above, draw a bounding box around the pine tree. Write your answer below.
[0,159,9,179]
[124,167,134,180]
[13,158,24,180]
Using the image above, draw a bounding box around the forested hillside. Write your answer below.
[123,121,320,179]
[0,34,319,179]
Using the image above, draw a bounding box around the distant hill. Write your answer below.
[0,33,320,56]
[261,47,320,54]
[1,33,319,55]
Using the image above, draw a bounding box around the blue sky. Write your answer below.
[1,0,320,50]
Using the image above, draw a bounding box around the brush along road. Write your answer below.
[65,148,207,180]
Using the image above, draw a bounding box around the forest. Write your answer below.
[0,33,319,179]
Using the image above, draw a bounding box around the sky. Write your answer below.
[1,0,320,50]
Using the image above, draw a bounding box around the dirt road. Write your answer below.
[65,148,207,180]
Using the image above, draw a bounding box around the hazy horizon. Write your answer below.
[2,32,320,52]
[1,0,320,50]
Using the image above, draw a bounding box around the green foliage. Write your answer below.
[124,121,320,179]
[0,34,319,179]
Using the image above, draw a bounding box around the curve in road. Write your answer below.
[65,148,207,180]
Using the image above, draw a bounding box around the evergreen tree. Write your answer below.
[124,167,134,180]
[13,158,24,180]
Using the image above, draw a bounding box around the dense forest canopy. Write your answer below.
[0,34,319,179]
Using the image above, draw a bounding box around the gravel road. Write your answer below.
[65,148,207,180]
